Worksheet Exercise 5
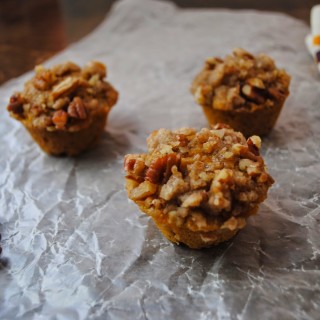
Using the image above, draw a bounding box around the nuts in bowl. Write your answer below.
[191,48,291,137]
[124,124,274,249]
[7,61,118,156]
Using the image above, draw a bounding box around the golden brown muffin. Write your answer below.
[191,48,291,137]
[124,124,274,249]
[7,61,118,156]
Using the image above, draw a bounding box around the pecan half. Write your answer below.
[52,110,68,129]
[51,77,83,100]
[68,97,87,119]
[145,153,180,184]
[7,94,24,116]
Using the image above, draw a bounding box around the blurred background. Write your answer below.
[0,0,317,84]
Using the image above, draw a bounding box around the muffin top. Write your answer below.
[7,61,118,132]
[191,48,290,112]
[124,124,274,231]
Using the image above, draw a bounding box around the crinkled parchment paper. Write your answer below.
[1,0,320,319]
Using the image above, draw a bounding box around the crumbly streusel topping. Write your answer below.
[7,61,118,131]
[191,48,290,112]
[124,124,274,228]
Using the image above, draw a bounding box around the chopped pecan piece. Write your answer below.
[176,134,188,147]
[247,137,260,156]
[181,190,207,208]
[145,153,180,184]
[52,110,68,129]
[233,48,254,59]
[247,77,265,89]
[52,61,81,76]
[227,86,245,107]
[124,155,146,181]
[124,156,136,172]
[33,67,56,90]
[52,97,70,110]
[268,87,287,101]
[205,57,223,69]
[32,115,53,128]
[208,63,225,87]
[68,97,87,119]
[212,123,231,130]
[159,166,188,201]
[130,181,157,201]
[194,85,212,106]
[29,105,43,117]
[7,94,24,116]
[82,61,106,79]
[241,84,265,104]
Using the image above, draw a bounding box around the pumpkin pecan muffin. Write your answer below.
[191,48,291,137]
[124,124,274,249]
[7,61,118,156]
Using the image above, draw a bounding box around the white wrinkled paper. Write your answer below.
[1,0,319,319]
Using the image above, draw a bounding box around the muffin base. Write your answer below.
[23,110,108,156]
[134,196,259,249]
[201,101,285,137]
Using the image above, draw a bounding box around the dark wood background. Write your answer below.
[0,0,317,84]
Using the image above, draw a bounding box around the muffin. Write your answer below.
[7,61,118,156]
[191,48,291,137]
[124,124,274,249]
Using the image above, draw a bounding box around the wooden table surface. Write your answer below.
[0,0,316,85]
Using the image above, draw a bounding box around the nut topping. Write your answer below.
[145,153,181,184]
[52,97,70,110]
[176,134,188,147]
[52,61,81,76]
[68,97,87,119]
[51,77,82,100]
[130,181,157,201]
[52,110,68,129]
[247,137,260,156]
[33,67,56,91]
[268,87,287,101]
[7,94,24,116]
[82,61,106,79]
[247,77,265,89]
[241,84,265,104]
